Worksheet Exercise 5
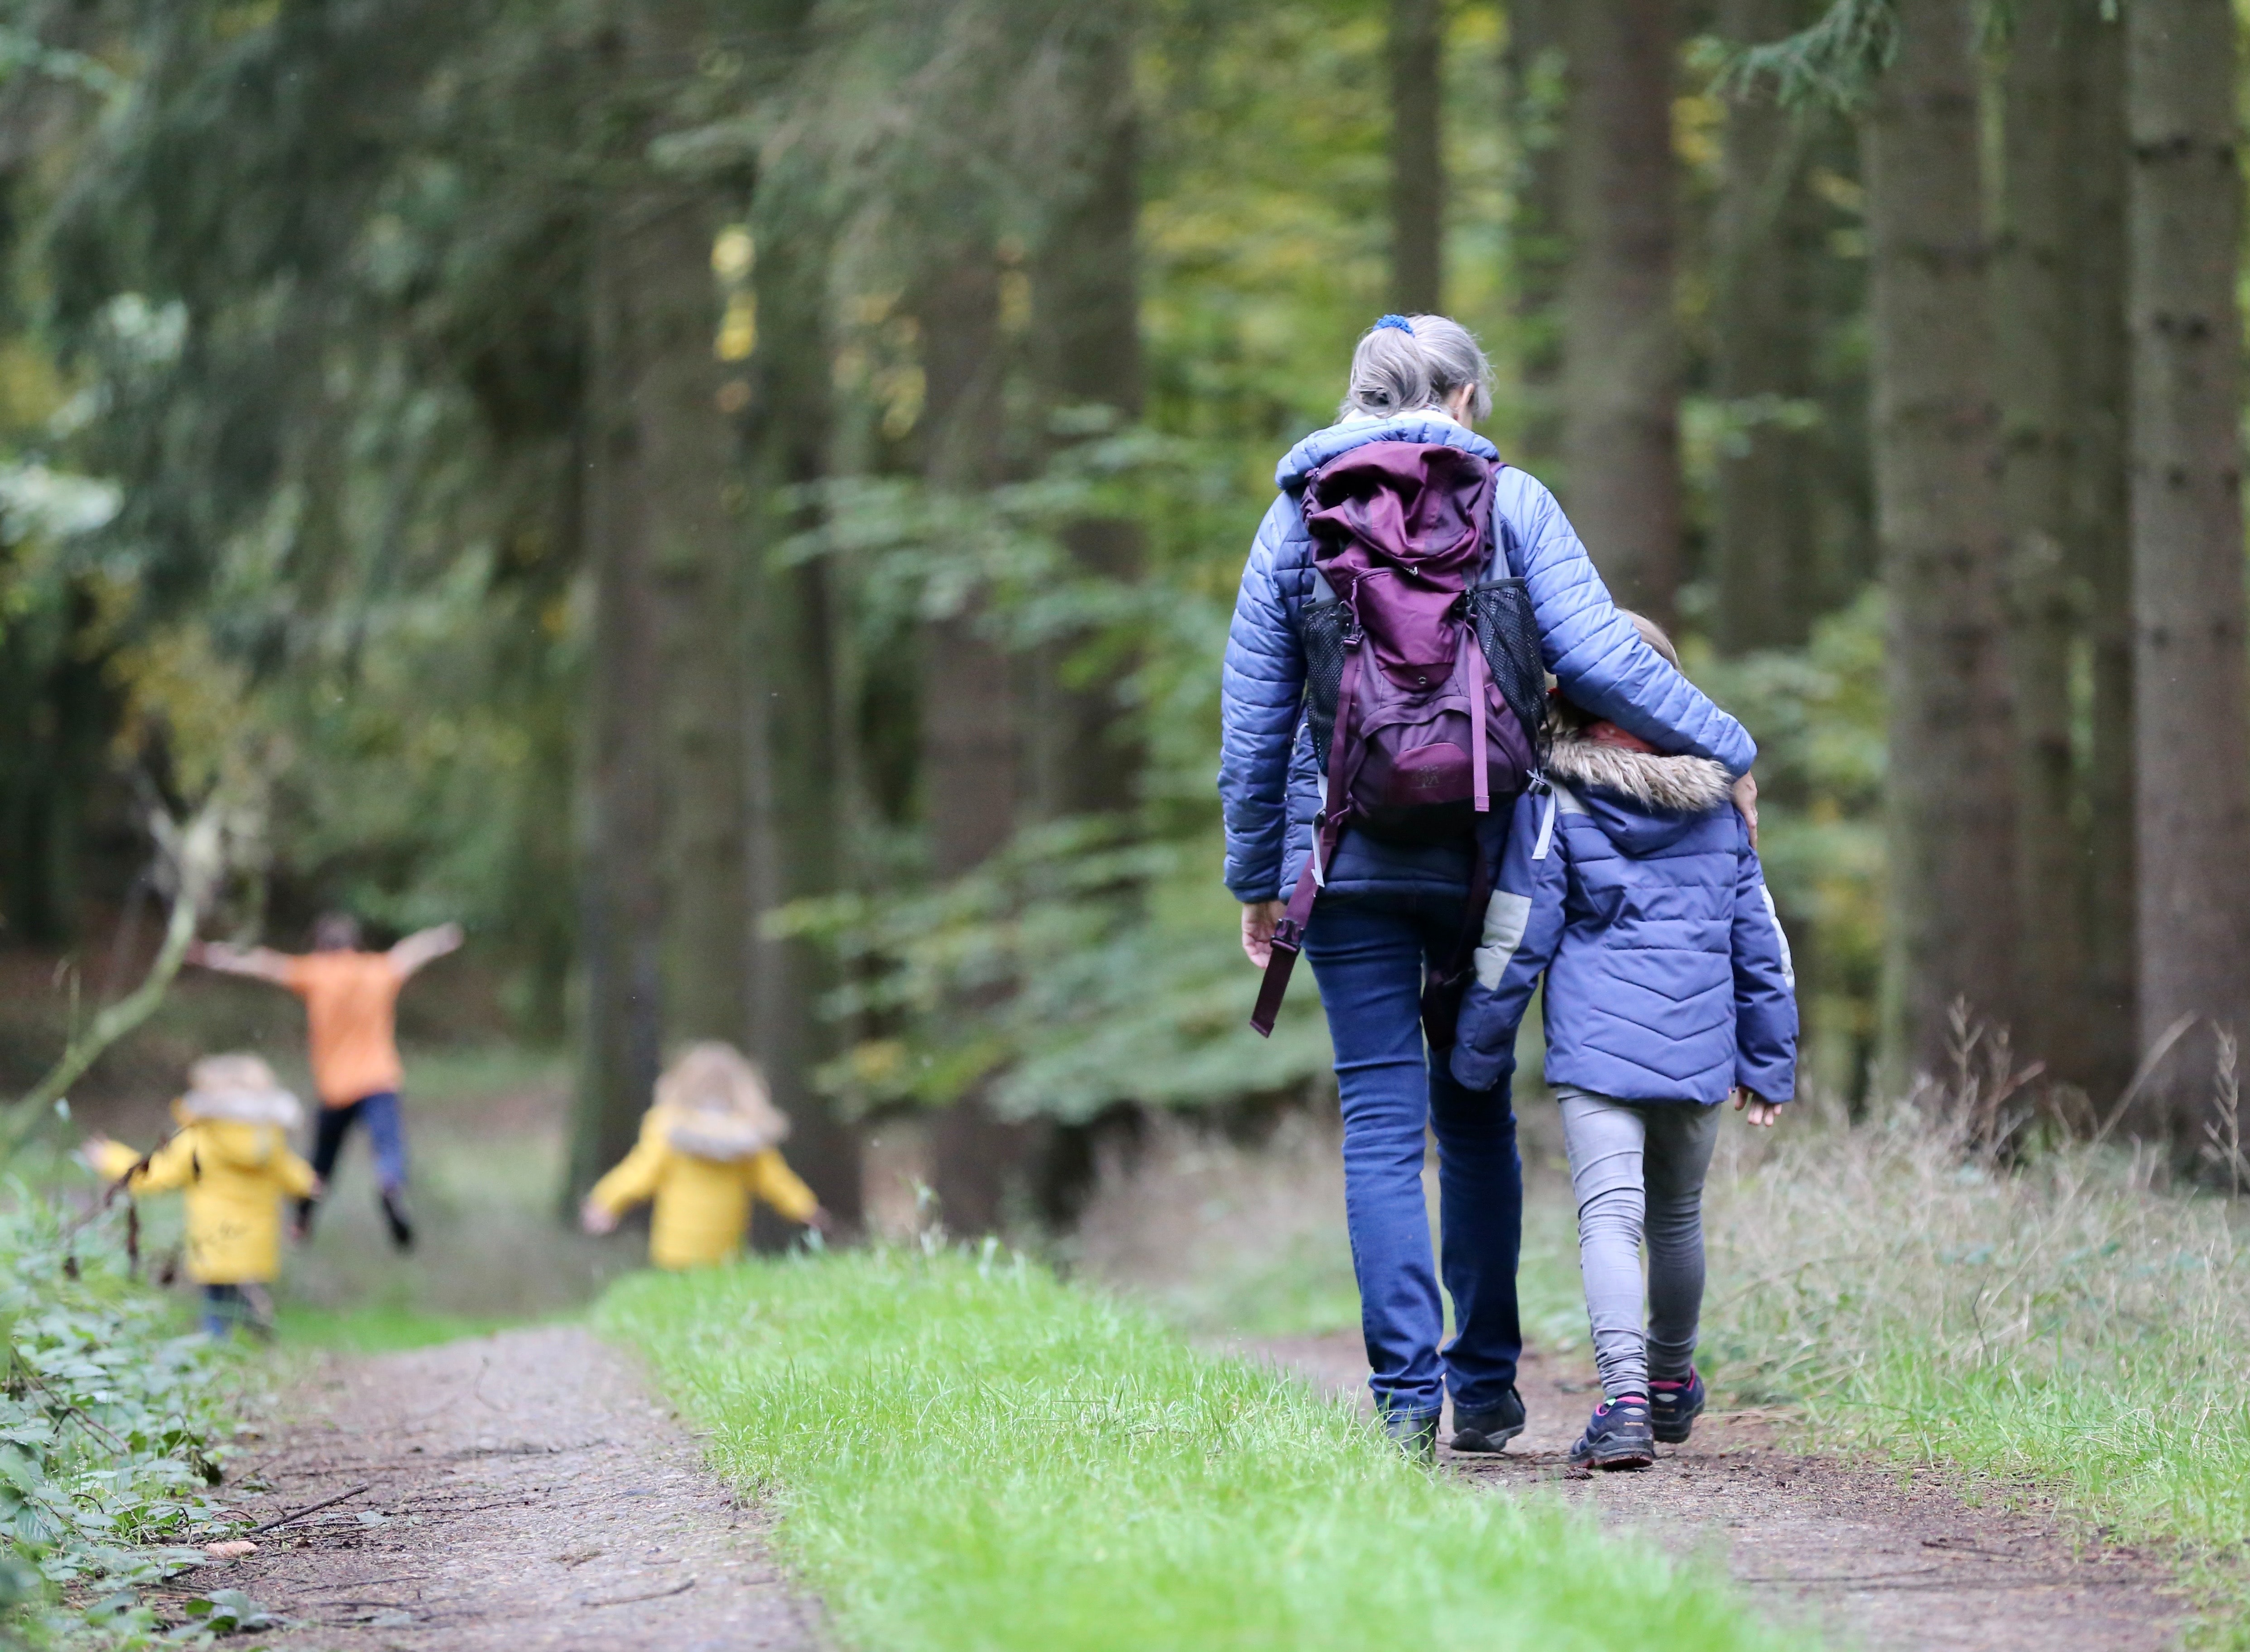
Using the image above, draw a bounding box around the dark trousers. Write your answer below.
[1303,891,1525,1421]
[308,1090,409,1195]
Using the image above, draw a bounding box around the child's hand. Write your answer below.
[806,1206,837,1235]
[1732,1089,1782,1128]
[579,1198,619,1236]
[78,1133,115,1168]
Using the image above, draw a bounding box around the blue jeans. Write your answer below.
[1304,891,1524,1420]
[310,1090,409,1193]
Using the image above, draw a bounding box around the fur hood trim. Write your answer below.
[663,1109,784,1162]
[653,1041,790,1162]
[178,1086,304,1129]
[1546,727,1732,814]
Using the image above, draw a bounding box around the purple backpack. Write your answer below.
[1250,441,1546,1041]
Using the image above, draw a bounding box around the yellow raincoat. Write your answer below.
[92,1104,317,1285]
[585,1102,818,1269]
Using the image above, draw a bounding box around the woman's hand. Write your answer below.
[579,1197,619,1236]
[1732,1089,1782,1128]
[1241,901,1286,969]
[1731,771,1760,850]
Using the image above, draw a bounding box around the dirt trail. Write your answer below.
[181,1326,819,1651]
[1252,1332,2182,1650]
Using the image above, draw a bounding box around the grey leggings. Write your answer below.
[1558,1089,1722,1400]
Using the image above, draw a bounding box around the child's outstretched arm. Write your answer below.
[82,1131,197,1193]
[581,1118,667,1234]
[186,941,297,985]
[388,922,465,980]
[1449,789,1570,1092]
[1730,824,1800,1116]
[749,1148,831,1232]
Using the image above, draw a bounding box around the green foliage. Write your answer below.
[0,1187,255,1647]
[601,1247,1798,1652]
[1721,0,1900,111]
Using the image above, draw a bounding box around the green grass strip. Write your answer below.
[599,1248,1791,1652]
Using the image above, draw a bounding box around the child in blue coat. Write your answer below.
[1451,615,1798,1470]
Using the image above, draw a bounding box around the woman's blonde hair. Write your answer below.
[1339,314,1496,424]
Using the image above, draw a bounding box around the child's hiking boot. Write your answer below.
[380,1189,416,1253]
[1568,1394,1655,1470]
[1449,1386,1526,1453]
[291,1196,319,1243]
[1649,1370,1705,1445]
[1382,1409,1440,1465]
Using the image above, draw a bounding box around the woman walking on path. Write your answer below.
[188,913,463,1252]
[1217,315,1757,1457]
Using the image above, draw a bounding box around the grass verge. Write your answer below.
[601,1247,1792,1652]
[1698,1112,2250,1634]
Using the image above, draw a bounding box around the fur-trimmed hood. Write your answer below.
[178,1052,304,1129]
[1544,725,1732,815]
[653,1042,790,1162]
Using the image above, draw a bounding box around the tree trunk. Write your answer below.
[2126,0,2250,1136]
[1389,0,1444,315]
[743,203,863,1230]
[1712,0,1823,653]
[1029,7,1144,821]
[1994,0,2087,1085]
[918,240,1030,1234]
[567,167,669,1201]
[1504,0,1570,473]
[1561,0,1681,625]
[1862,0,2018,1085]
[2069,1,2136,1107]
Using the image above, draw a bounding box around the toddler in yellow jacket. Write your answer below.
[580,1042,830,1268]
[84,1054,321,1338]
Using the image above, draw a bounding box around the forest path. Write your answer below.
[1253,1333,2184,1651]
[187,1326,820,1651]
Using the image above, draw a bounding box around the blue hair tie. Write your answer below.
[1373,313,1414,334]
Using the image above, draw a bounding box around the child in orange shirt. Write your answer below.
[188,912,462,1250]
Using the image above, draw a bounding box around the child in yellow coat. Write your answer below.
[84,1054,322,1338]
[580,1042,831,1267]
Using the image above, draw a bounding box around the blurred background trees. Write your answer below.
[0,0,2244,1225]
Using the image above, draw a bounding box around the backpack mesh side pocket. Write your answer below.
[1467,577,1547,745]
[1302,593,1349,770]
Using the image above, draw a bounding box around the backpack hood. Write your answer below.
[1546,724,1732,855]
[1275,412,1500,493]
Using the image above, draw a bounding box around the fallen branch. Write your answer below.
[579,1577,696,1609]
[250,1483,373,1534]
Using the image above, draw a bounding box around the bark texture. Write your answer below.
[1712,0,1823,653]
[1389,0,1444,315]
[1562,0,1681,625]
[2071,3,2137,1105]
[1863,0,2019,1084]
[2125,0,2250,1133]
[1505,0,1571,473]
[1995,0,2088,1085]
[1029,8,1144,820]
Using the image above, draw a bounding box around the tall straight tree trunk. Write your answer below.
[1562,0,1681,625]
[1712,0,1822,653]
[1505,0,1570,473]
[2070,2,2136,1106]
[1994,0,2087,1085]
[1029,7,1144,821]
[743,204,863,1229]
[2125,0,2250,1136]
[1389,0,1444,314]
[1862,0,2018,1084]
[568,178,669,1202]
[918,237,1028,1234]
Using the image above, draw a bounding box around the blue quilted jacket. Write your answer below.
[1217,414,1759,903]
[1447,728,1799,1104]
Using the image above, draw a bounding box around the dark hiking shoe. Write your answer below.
[290,1197,319,1243]
[380,1190,416,1253]
[1649,1370,1706,1445]
[1450,1386,1527,1453]
[1568,1395,1655,1471]
[1382,1409,1441,1465]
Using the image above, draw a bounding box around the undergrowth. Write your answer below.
[601,1246,1793,1652]
[1699,1110,2250,1636]
[0,1184,262,1648]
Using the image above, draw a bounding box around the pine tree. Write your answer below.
[2125,0,2250,1134]
[1562,0,1681,624]
[1862,0,2018,1082]
[1503,0,1570,473]
[1389,0,1444,315]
